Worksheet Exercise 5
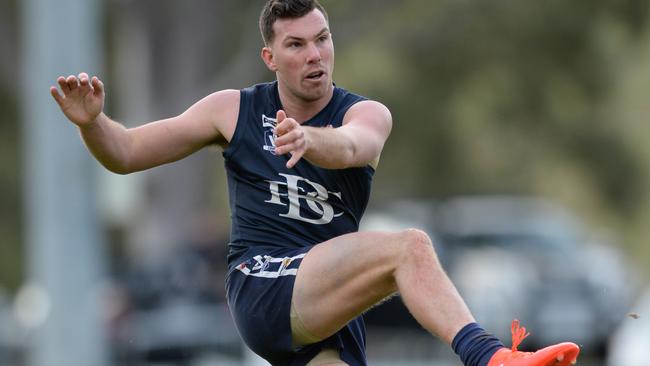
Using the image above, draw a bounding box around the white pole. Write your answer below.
[20,0,108,365]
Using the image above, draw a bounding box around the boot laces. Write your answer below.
[510,319,530,352]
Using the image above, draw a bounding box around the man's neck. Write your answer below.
[277,83,334,124]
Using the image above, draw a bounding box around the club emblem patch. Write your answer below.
[262,114,277,154]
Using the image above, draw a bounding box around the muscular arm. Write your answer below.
[51,73,239,174]
[85,90,238,174]
[274,100,392,169]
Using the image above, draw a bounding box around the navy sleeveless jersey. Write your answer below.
[223,81,374,269]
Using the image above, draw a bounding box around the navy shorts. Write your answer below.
[226,246,367,366]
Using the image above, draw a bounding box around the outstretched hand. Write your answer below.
[274,110,308,169]
[50,72,105,127]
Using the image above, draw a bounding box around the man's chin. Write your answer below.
[300,83,332,101]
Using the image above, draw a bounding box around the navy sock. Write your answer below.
[451,323,505,366]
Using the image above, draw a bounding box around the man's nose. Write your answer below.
[306,43,321,63]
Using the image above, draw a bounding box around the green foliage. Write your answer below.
[0,88,23,293]
[0,0,21,292]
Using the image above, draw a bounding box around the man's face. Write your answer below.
[263,9,334,103]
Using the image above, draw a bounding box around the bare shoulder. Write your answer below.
[187,89,241,144]
[199,89,240,110]
[343,100,393,137]
[343,100,392,126]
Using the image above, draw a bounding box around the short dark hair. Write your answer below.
[259,0,329,45]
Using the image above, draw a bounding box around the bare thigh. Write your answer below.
[291,230,408,341]
[305,349,348,366]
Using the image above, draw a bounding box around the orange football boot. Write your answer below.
[487,320,580,366]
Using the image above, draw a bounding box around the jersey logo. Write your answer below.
[265,173,343,224]
[262,114,277,155]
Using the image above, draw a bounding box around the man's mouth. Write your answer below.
[305,71,325,80]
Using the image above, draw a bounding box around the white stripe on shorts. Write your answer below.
[236,253,306,278]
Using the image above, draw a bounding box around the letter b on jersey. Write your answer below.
[266,173,342,224]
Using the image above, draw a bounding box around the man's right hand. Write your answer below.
[50,72,105,127]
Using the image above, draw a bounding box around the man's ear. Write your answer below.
[261,46,278,72]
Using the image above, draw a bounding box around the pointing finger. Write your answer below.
[286,150,303,169]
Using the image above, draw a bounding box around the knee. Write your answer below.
[400,228,439,262]
[402,228,433,249]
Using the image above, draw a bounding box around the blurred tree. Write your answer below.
[0,0,22,293]
[332,0,650,269]
[0,88,22,293]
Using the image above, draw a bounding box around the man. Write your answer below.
[50,1,580,365]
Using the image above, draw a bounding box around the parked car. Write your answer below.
[433,195,637,354]
[109,245,242,364]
